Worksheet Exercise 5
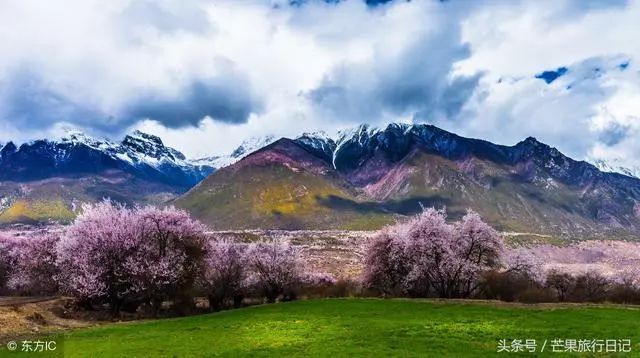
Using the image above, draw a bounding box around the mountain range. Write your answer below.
[177,123,640,239]
[2,124,640,240]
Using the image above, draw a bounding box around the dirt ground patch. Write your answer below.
[0,297,92,342]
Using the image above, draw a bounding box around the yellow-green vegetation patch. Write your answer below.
[0,199,75,224]
[177,164,393,230]
[504,233,569,247]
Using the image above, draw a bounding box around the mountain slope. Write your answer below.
[178,123,640,239]
[178,138,392,230]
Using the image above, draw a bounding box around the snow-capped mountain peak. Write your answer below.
[59,129,117,153]
[590,158,640,179]
[335,124,380,146]
[121,130,188,164]
[230,135,276,158]
[0,129,214,187]
[193,135,277,169]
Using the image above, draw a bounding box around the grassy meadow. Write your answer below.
[56,298,640,357]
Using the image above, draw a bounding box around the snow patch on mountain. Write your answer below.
[331,124,382,169]
[296,131,333,151]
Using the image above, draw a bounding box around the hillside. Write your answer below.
[177,123,640,239]
[178,139,392,230]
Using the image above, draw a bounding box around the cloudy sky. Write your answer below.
[0,0,639,168]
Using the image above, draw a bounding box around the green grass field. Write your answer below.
[54,299,640,357]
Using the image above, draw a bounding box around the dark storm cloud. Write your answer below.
[0,68,263,133]
[0,70,112,131]
[306,16,480,123]
[418,74,482,120]
[125,75,263,128]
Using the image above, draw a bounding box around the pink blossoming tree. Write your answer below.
[246,240,303,303]
[7,233,59,295]
[127,206,207,315]
[363,208,504,298]
[362,226,410,296]
[57,201,140,311]
[0,234,18,294]
[57,201,207,314]
[201,238,248,310]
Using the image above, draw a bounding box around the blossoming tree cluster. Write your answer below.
[363,208,506,298]
[4,203,638,309]
[55,201,209,313]
[0,201,317,314]
[201,239,313,308]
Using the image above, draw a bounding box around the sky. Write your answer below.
[0,0,639,168]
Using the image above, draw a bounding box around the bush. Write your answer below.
[517,287,555,303]
[480,270,539,302]
[609,270,640,304]
[302,272,337,288]
[328,279,368,298]
[545,269,574,302]
[569,271,609,303]
[298,272,338,297]
[480,267,640,304]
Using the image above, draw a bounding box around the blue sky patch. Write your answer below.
[535,67,568,84]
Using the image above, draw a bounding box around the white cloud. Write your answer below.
[0,0,639,168]
[450,0,640,165]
